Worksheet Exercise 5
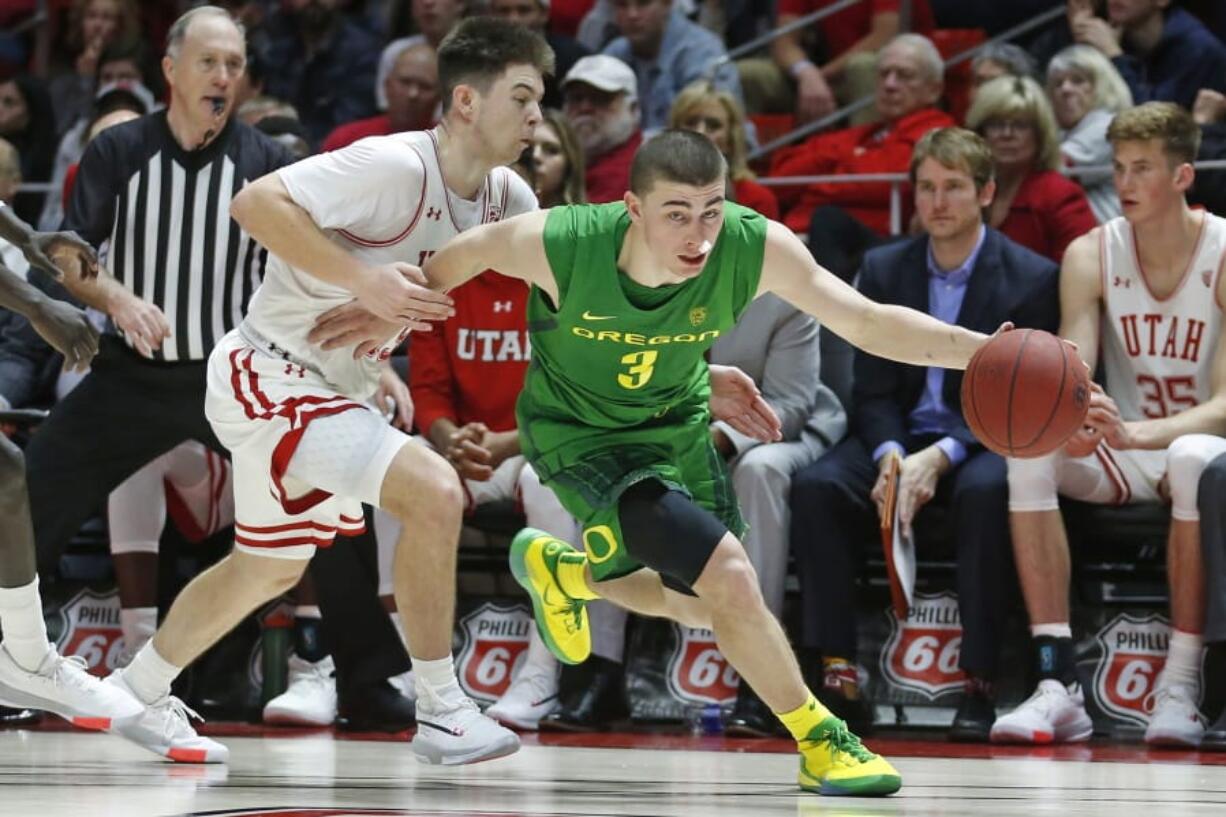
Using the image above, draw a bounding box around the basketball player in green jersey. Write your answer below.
[320,129,995,795]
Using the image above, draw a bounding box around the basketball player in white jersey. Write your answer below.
[101,18,553,765]
[993,102,1226,748]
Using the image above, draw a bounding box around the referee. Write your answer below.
[28,5,415,726]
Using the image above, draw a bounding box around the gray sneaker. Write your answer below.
[0,644,142,729]
[103,672,229,763]
[411,685,520,765]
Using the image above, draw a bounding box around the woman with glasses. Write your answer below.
[1046,45,1133,223]
[966,75,1096,262]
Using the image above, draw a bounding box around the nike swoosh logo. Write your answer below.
[581,310,617,321]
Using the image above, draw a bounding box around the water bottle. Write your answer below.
[686,703,725,736]
[260,608,293,706]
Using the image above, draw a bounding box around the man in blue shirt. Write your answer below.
[602,0,743,134]
[788,128,1060,741]
[1069,0,1226,110]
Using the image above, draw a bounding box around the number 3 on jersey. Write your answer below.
[618,350,658,389]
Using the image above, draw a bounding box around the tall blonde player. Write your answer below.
[993,102,1226,748]
[103,18,553,765]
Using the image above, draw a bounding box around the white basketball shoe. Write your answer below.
[0,644,143,729]
[486,669,559,731]
[990,679,1094,744]
[103,672,229,763]
[1144,682,1205,747]
[411,683,520,765]
[263,654,337,726]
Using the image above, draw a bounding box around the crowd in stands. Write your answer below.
[2,0,1226,751]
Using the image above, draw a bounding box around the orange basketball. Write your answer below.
[960,329,1090,459]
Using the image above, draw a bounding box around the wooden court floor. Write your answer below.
[1,724,1224,817]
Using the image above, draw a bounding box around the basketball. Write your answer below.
[960,329,1091,458]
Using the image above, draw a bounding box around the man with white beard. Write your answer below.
[561,55,642,203]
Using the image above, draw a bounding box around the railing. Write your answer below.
[746,5,1069,161]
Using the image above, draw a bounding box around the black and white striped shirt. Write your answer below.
[65,111,293,362]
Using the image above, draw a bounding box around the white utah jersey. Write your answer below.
[1100,213,1226,421]
[243,129,537,398]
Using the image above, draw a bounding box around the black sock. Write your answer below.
[293,616,328,663]
[1033,635,1076,686]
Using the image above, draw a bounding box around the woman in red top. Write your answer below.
[669,81,780,220]
[967,75,1097,263]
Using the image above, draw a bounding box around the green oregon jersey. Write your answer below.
[519,200,766,441]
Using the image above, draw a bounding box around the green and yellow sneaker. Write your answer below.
[797,716,902,796]
[509,528,591,665]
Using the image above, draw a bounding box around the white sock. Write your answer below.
[1161,629,1203,691]
[1030,622,1073,639]
[411,654,463,704]
[0,577,52,671]
[121,642,181,705]
[119,607,157,656]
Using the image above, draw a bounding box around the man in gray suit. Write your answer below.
[712,292,847,736]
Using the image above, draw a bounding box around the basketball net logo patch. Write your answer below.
[54,588,125,677]
[880,592,966,699]
[665,624,739,705]
[455,602,533,703]
[1091,613,1192,727]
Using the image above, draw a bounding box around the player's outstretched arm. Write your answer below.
[422,210,557,301]
[759,220,988,370]
[0,264,99,372]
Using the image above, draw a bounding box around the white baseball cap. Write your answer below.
[563,55,637,101]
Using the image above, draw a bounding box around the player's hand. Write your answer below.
[708,364,782,443]
[355,262,454,325]
[1082,382,1123,438]
[794,63,836,124]
[111,294,171,357]
[896,446,947,540]
[309,299,414,358]
[375,364,413,430]
[26,230,99,281]
[1063,425,1103,458]
[445,422,494,481]
[28,299,98,373]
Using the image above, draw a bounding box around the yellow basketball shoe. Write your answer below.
[509,528,592,665]
[797,716,902,796]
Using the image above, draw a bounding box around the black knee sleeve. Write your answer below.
[617,480,728,596]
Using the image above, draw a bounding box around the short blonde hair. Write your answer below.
[966,75,1062,171]
[1108,102,1201,166]
[0,138,19,182]
[668,81,753,182]
[910,127,995,190]
[1047,45,1132,114]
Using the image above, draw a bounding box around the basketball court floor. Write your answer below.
[1,723,1224,817]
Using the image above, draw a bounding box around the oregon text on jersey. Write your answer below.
[570,326,722,346]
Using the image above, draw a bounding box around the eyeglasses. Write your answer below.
[982,119,1034,136]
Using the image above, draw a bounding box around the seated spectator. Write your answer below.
[601,0,743,135]
[1068,0,1226,109]
[991,103,1226,749]
[969,42,1038,106]
[490,0,590,109]
[47,0,141,134]
[375,0,464,110]
[576,0,619,52]
[552,0,598,39]
[320,41,438,152]
[966,75,1097,262]
[261,0,380,147]
[669,81,779,219]
[1191,88,1226,217]
[532,109,587,207]
[770,34,954,241]
[1046,44,1132,223]
[789,127,1059,739]
[0,77,55,224]
[562,55,643,203]
[752,0,934,122]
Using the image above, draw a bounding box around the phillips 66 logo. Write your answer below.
[455,602,533,704]
[1092,613,1183,727]
[54,588,126,676]
[880,592,966,699]
[666,625,739,705]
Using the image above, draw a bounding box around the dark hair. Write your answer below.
[437,16,554,114]
[629,129,727,196]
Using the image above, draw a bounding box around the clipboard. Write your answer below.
[879,453,916,619]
